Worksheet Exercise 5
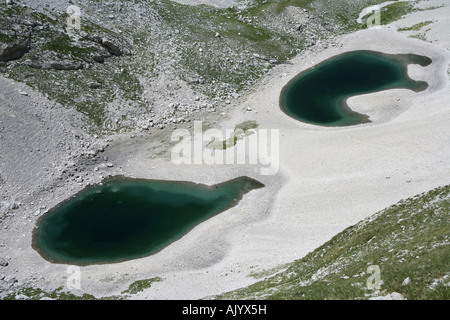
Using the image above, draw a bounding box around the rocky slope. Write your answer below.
[0,0,350,133]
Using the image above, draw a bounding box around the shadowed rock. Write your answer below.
[0,38,30,62]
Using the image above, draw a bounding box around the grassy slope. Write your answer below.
[215,185,450,300]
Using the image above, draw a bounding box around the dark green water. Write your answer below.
[32,176,264,265]
[280,50,431,126]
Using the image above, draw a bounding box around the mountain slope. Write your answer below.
[214,184,450,300]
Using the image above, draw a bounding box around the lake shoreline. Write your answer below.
[279,50,432,127]
[32,175,265,266]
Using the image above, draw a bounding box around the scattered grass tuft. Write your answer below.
[398,20,433,31]
[3,286,121,300]
[121,277,163,295]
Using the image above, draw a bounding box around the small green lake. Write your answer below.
[32,176,264,265]
[280,50,431,126]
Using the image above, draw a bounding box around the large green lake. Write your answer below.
[32,176,263,265]
[280,50,431,126]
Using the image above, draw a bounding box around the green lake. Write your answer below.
[280,50,431,126]
[32,176,264,265]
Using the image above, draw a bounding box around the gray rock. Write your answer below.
[98,163,108,169]
[0,39,30,62]
[91,54,107,63]
[0,258,9,267]
[402,277,411,286]
[89,82,102,89]
[296,23,306,31]
[430,279,444,289]
[47,60,84,71]
[75,176,83,183]
[101,38,123,56]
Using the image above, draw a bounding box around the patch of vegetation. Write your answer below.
[314,0,392,32]
[416,4,445,12]
[357,0,416,30]
[121,277,163,295]
[215,184,450,300]
[3,286,121,300]
[235,120,259,132]
[409,33,429,42]
[0,1,24,17]
[2,276,164,300]
[40,33,99,60]
[398,20,433,31]
[31,10,58,26]
[206,120,259,150]
[0,33,16,44]
[379,1,415,25]
[248,263,291,280]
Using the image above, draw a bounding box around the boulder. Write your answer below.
[0,39,30,62]
[402,277,411,286]
[48,60,84,71]
[101,38,123,56]
[0,258,9,267]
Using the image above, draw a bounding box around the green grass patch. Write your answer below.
[398,20,433,31]
[206,120,259,150]
[380,1,415,25]
[356,1,416,31]
[0,32,16,44]
[409,33,429,42]
[2,286,121,300]
[121,277,163,295]
[40,33,99,60]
